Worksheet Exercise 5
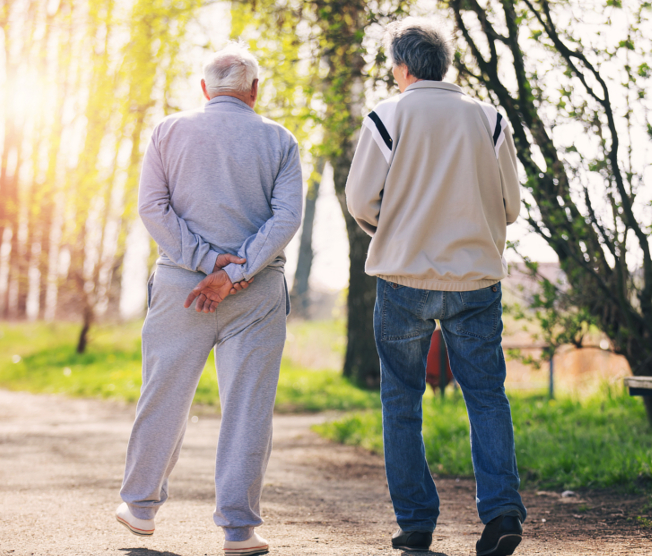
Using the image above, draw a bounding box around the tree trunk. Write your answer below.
[1,106,23,319]
[290,157,325,319]
[332,158,380,387]
[340,206,379,387]
[5,222,21,318]
[16,217,35,318]
[76,305,93,354]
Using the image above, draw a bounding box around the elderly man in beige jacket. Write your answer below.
[346,17,526,556]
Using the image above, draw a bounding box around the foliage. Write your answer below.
[0,0,203,348]
[444,0,652,423]
[230,0,416,386]
[231,0,319,152]
[315,388,652,490]
[503,260,601,368]
[231,0,652,392]
[0,320,380,412]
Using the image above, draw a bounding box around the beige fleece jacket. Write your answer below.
[345,81,521,292]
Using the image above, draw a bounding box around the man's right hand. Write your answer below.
[213,253,246,272]
[185,254,255,312]
[184,270,234,313]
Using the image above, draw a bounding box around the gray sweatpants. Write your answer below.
[120,263,288,542]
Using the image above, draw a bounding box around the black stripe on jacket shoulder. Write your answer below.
[493,112,503,145]
[368,111,393,151]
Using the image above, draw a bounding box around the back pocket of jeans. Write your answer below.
[381,282,430,341]
[455,285,501,340]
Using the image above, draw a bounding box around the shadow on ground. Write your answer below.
[119,549,184,556]
[399,551,448,556]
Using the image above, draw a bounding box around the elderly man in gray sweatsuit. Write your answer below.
[115,43,302,556]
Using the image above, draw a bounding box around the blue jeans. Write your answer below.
[374,278,526,532]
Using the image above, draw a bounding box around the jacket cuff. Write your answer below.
[223,263,246,284]
[198,250,219,275]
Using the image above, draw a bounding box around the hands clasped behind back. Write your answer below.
[183,253,254,313]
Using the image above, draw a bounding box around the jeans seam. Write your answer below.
[417,290,428,320]
[381,280,389,342]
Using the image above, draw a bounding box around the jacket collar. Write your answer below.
[405,81,464,95]
[206,95,255,112]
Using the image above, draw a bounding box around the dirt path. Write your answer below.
[0,389,650,556]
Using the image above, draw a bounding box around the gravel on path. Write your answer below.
[0,389,650,555]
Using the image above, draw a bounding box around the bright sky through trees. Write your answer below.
[1,0,648,316]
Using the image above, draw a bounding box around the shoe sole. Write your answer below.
[392,545,430,552]
[223,547,269,556]
[477,533,522,556]
[116,515,155,536]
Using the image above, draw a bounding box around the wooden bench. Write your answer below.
[625,377,652,396]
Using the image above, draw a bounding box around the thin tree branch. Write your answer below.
[524,0,652,314]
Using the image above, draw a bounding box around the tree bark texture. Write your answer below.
[312,0,380,386]
[290,157,325,319]
[332,155,380,388]
[76,305,93,354]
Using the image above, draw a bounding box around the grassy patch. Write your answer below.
[314,389,652,490]
[275,360,379,412]
[0,320,378,413]
[636,516,652,529]
[0,321,145,402]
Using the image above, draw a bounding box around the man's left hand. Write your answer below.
[184,270,235,313]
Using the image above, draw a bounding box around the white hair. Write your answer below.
[203,42,259,95]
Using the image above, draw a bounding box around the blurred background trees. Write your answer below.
[1,1,650,411]
[0,0,202,351]
[231,0,411,386]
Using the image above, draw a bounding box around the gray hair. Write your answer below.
[203,42,259,95]
[384,17,453,82]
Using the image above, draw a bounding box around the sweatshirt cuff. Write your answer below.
[198,250,219,275]
[223,262,246,284]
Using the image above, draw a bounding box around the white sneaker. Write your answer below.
[115,502,155,536]
[223,531,269,555]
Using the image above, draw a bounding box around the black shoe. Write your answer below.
[392,528,433,552]
[476,514,522,556]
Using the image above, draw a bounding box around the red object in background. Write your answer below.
[426,329,453,393]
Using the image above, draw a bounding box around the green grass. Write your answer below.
[314,388,652,490]
[4,320,651,491]
[0,320,379,413]
[637,516,652,529]
[0,321,145,401]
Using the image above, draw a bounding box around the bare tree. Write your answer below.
[448,0,652,423]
